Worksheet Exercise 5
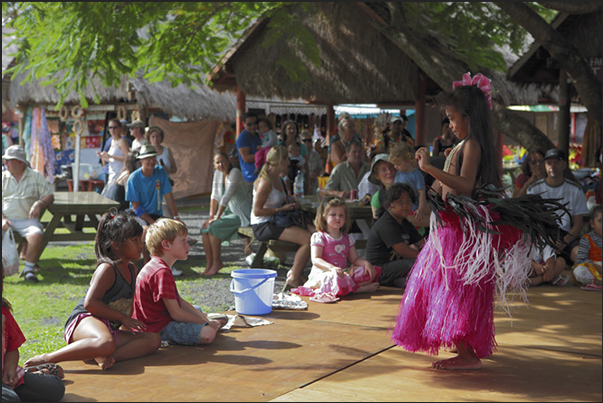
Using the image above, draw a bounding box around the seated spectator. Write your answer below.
[324,140,369,200]
[390,143,430,229]
[527,148,589,265]
[367,153,397,221]
[125,145,183,274]
[280,120,310,194]
[365,183,425,287]
[431,118,459,157]
[201,152,252,276]
[513,149,546,198]
[3,264,65,402]
[2,145,55,283]
[133,219,227,346]
[527,244,569,287]
[24,212,161,371]
[373,116,413,155]
[330,117,364,166]
[251,146,315,289]
[301,131,323,195]
[573,204,602,289]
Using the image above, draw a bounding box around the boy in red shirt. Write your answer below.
[133,219,224,345]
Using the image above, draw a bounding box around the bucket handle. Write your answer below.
[230,276,271,295]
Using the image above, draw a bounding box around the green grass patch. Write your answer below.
[4,240,241,366]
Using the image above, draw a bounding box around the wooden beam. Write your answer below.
[236,84,246,137]
[558,69,570,155]
[414,70,427,146]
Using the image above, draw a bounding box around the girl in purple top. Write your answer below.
[293,198,381,301]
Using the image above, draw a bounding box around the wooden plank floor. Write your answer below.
[58,284,602,402]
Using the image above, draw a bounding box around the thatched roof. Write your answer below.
[7,69,130,109]
[210,2,420,104]
[508,11,602,85]
[209,2,560,107]
[130,76,236,122]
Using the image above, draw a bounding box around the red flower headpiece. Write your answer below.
[452,72,493,110]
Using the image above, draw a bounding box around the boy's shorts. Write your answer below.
[158,306,208,346]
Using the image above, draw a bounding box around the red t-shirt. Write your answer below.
[132,256,181,333]
[2,306,26,388]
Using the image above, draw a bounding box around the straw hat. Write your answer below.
[127,120,145,129]
[2,145,30,167]
[136,144,159,160]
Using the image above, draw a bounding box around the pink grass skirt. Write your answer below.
[391,206,525,358]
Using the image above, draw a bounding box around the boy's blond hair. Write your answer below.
[145,218,188,256]
[389,142,414,164]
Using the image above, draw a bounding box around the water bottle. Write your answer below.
[294,172,303,199]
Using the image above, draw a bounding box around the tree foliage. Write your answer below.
[3,2,296,107]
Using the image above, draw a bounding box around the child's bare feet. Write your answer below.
[24,354,51,368]
[95,355,115,370]
[432,355,482,370]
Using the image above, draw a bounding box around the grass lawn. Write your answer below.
[3,235,242,367]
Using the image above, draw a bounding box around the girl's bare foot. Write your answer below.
[24,354,51,368]
[95,355,115,370]
[432,355,482,370]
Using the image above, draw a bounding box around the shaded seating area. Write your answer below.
[58,284,601,402]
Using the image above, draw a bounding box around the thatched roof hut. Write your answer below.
[210,2,425,105]
[209,2,559,109]
[130,76,236,122]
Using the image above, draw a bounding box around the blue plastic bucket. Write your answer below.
[230,269,277,315]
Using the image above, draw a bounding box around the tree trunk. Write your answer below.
[495,2,602,126]
[365,3,554,152]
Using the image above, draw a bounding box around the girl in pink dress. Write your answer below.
[293,198,381,302]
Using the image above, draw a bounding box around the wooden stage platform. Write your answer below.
[59,283,601,402]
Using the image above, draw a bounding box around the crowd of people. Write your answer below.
[2,72,602,401]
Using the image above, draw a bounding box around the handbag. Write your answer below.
[2,227,20,276]
[270,209,307,228]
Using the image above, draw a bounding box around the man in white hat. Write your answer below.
[2,145,55,283]
[125,144,183,275]
[127,120,150,153]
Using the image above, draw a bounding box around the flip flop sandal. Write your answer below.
[24,363,65,379]
[581,283,602,292]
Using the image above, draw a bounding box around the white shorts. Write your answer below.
[6,218,44,238]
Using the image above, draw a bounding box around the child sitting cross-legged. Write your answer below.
[133,219,226,346]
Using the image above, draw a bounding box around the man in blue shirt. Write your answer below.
[126,144,183,271]
[235,112,262,198]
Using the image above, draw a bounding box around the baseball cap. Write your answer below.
[544,148,566,161]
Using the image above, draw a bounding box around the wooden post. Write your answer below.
[236,85,246,138]
[326,104,335,142]
[558,69,570,155]
[415,70,427,146]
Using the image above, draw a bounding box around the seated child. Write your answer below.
[292,197,380,302]
[288,143,306,172]
[133,219,226,345]
[528,244,569,286]
[573,204,602,290]
[389,143,430,229]
[254,117,278,173]
[3,263,65,402]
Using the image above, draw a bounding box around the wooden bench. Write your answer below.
[237,226,368,268]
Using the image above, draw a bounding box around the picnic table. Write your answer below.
[13,191,120,253]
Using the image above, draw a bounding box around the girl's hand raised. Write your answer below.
[415,147,432,172]
[120,316,147,333]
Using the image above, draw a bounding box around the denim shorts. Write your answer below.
[158,306,208,346]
